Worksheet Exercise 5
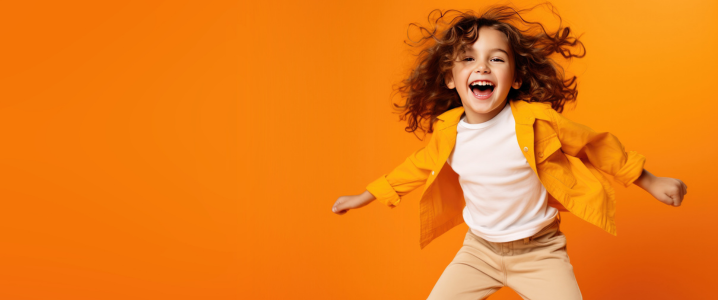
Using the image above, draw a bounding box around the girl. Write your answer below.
[331,4,687,300]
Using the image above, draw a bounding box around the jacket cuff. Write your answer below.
[613,151,647,188]
[366,175,401,208]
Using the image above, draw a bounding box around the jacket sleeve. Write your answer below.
[550,109,646,188]
[365,127,441,208]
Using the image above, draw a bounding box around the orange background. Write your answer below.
[1,0,716,299]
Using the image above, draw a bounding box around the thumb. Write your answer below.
[662,192,679,206]
[333,199,348,214]
[655,192,674,206]
[669,192,682,207]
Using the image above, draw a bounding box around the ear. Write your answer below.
[512,76,522,89]
[445,73,455,89]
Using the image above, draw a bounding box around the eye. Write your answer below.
[490,58,505,62]
[462,57,474,62]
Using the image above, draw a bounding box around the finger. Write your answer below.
[674,193,681,206]
[681,181,687,195]
[658,193,674,206]
[678,180,686,200]
[661,191,678,207]
[671,180,684,202]
[333,201,351,214]
[333,197,346,212]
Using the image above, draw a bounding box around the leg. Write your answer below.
[427,233,505,300]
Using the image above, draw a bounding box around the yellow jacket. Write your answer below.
[366,99,646,249]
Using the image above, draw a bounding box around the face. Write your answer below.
[445,26,521,124]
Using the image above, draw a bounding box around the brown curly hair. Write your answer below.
[393,3,586,138]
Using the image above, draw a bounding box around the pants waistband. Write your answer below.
[521,212,561,245]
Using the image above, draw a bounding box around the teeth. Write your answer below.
[470,81,493,86]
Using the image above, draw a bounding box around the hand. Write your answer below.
[332,190,376,215]
[644,176,688,207]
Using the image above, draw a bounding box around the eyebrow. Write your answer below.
[491,48,510,56]
[463,48,510,56]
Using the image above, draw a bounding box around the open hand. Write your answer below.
[332,191,376,215]
[332,195,366,215]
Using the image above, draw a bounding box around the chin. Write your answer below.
[466,99,499,111]
[468,106,492,114]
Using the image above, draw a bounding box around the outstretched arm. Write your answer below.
[332,126,441,215]
[549,109,687,207]
[364,130,441,208]
[550,108,646,188]
[633,169,688,207]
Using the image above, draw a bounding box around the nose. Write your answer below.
[475,64,490,74]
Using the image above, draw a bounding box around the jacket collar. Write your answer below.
[435,100,552,130]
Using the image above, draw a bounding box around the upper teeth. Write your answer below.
[471,81,493,86]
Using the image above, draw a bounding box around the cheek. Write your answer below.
[500,72,515,86]
[460,70,473,85]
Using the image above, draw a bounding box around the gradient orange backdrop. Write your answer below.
[1,0,716,299]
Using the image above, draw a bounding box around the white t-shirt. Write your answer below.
[447,102,558,242]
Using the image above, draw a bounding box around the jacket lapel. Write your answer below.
[510,100,538,175]
[426,107,463,189]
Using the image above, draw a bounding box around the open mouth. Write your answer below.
[469,80,494,100]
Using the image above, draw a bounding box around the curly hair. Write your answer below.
[393,3,586,138]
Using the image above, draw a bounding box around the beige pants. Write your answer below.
[427,214,582,300]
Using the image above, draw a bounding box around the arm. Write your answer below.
[550,109,687,206]
[365,129,441,207]
[331,129,440,215]
[633,169,656,190]
[551,109,646,188]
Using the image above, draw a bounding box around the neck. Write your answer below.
[463,101,508,124]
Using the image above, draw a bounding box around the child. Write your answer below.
[331,4,687,299]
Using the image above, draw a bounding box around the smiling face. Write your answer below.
[445,26,521,124]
